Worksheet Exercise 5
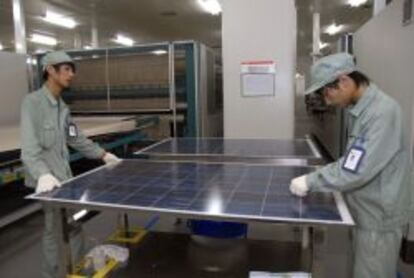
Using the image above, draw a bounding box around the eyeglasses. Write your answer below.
[324,79,340,90]
[316,79,340,95]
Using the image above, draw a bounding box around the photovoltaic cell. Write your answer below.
[31,160,345,224]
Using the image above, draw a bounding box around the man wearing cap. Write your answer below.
[20,51,121,277]
[290,53,412,278]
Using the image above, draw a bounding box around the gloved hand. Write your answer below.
[36,174,61,193]
[289,175,309,197]
[85,244,129,271]
[102,152,121,165]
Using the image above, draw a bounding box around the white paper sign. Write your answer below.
[241,61,276,97]
[249,271,311,278]
[241,61,276,74]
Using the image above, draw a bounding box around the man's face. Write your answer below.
[320,76,354,107]
[48,63,75,89]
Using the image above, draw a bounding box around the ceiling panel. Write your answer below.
[0,0,372,57]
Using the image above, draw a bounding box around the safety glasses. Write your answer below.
[316,79,340,96]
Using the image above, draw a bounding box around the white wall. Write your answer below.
[222,0,296,139]
[0,52,28,125]
[354,0,414,158]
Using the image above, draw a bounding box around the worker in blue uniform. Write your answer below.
[290,53,412,278]
[20,51,121,277]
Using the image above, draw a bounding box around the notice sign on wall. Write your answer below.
[241,60,276,97]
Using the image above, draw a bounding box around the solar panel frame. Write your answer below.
[135,138,324,165]
[28,159,354,226]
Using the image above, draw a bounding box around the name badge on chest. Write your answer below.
[342,146,365,173]
[68,123,78,138]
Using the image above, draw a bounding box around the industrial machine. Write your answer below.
[33,41,223,139]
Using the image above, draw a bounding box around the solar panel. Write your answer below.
[135,138,323,164]
[29,160,353,225]
[137,138,320,157]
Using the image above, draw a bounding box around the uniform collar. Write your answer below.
[347,84,376,117]
[41,84,60,106]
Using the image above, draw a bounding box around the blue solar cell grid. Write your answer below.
[36,160,341,223]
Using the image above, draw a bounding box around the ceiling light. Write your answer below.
[30,34,57,46]
[197,0,222,15]
[0,43,3,50]
[348,0,368,7]
[16,43,24,52]
[26,57,37,65]
[151,49,167,55]
[42,10,77,29]
[319,41,329,49]
[325,23,344,35]
[112,34,134,46]
[35,49,48,54]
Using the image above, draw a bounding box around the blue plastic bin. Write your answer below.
[397,272,404,278]
[188,220,248,238]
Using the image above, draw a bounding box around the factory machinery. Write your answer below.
[0,41,223,228]
[33,41,223,138]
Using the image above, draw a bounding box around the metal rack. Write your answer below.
[34,41,223,138]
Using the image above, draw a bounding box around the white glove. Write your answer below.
[289,175,309,197]
[102,152,121,165]
[36,174,61,193]
[86,244,129,271]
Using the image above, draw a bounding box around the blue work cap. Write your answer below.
[305,53,356,95]
[41,51,73,72]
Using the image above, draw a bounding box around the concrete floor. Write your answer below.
[1,209,413,278]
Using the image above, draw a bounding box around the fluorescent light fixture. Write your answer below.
[0,43,3,50]
[348,0,368,7]
[35,49,48,54]
[26,57,38,65]
[42,10,77,29]
[151,49,167,55]
[319,41,329,49]
[112,34,134,46]
[197,0,222,15]
[30,34,57,46]
[325,23,344,35]
[16,43,24,52]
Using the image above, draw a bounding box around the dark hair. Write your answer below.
[347,71,370,87]
[42,62,76,81]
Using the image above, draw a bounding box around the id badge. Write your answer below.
[68,123,78,138]
[342,146,365,173]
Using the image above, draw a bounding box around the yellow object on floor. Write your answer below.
[68,258,119,278]
[107,227,148,244]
